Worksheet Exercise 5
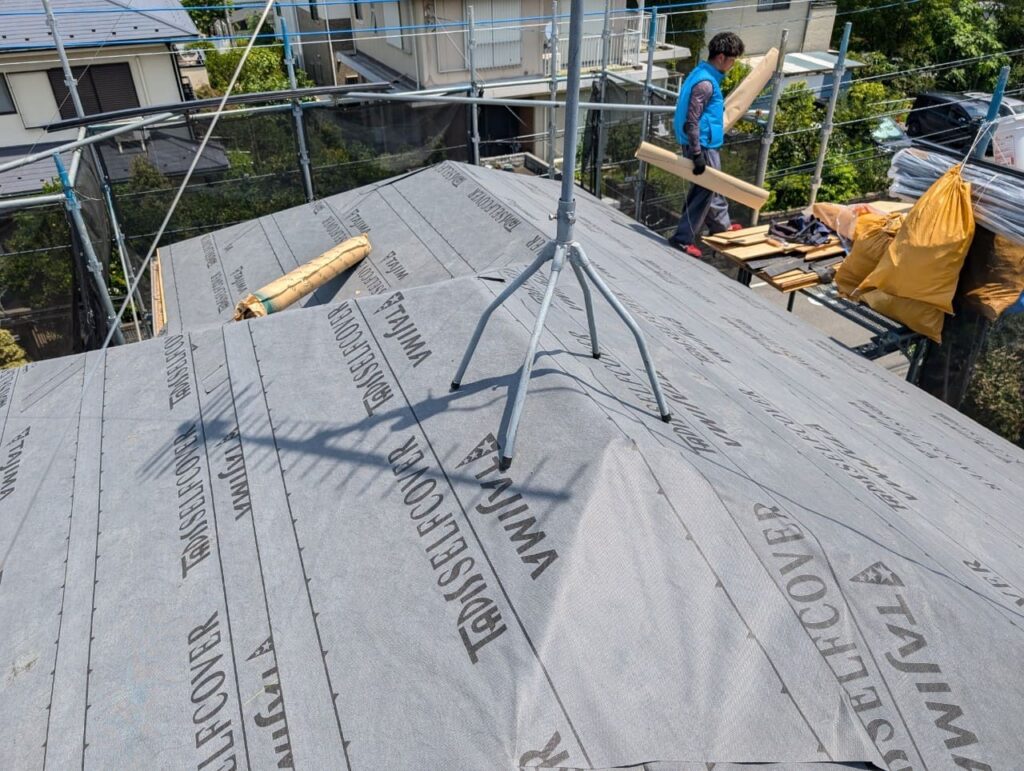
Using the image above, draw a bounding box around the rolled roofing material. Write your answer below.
[724,47,779,132]
[635,141,770,210]
[889,147,1024,244]
[233,234,371,320]
[5,162,1022,770]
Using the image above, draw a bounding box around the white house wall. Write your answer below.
[352,0,630,89]
[349,0,421,81]
[0,44,183,146]
[705,2,836,56]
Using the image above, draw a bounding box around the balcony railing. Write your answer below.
[431,10,668,78]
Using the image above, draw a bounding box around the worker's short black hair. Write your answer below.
[708,32,745,59]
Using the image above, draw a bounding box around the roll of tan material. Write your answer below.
[233,234,372,320]
[723,47,779,131]
[634,142,770,211]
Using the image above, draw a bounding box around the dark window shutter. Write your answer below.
[47,63,138,119]
[91,63,140,113]
[47,68,81,120]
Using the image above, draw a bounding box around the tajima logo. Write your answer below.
[457,435,558,580]
[848,561,992,770]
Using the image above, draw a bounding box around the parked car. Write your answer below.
[173,43,205,68]
[906,91,1021,151]
[871,115,911,151]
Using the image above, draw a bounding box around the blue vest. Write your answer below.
[673,60,726,150]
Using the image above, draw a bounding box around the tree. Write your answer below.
[834,0,1008,90]
[181,0,232,36]
[0,329,29,369]
[200,44,312,95]
[0,184,74,309]
[963,318,1024,446]
[761,81,898,210]
[994,0,1024,85]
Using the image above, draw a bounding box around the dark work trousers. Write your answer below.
[669,148,732,246]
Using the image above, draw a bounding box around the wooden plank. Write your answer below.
[770,273,821,292]
[151,249,166,336]
[771,269,809,282]
[801,244,846,261]
[713,225,770,242]
[635,142,771,210]
[722,241,790,260]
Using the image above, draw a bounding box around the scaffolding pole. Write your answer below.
[468,6,481,165]
[450,0,670,469]
[594,0,613,197]
[283,18,316,202]
[44,0,134,344]
[974,65,1011,160]
[750,28,789,226]
[809,21,851,206]
[54,154,125,346]
[547,0,559,178]
[2,96,674,181]
[633,8,658,221]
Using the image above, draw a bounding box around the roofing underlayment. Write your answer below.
[2,162,1023,770]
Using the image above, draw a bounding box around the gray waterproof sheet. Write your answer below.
[2,162,1022,770]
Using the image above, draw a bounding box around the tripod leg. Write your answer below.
[573,244,672,422]
[451,243,554,390]
[500,244,567,469]
[569,247,600,358]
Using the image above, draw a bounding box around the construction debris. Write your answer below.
[704,223,846,291]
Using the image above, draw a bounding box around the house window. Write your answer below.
[47,63,140,120]
[0,76,15,115]
[382,1,404,49]
[757,0,790,10]
[466,0,522,69]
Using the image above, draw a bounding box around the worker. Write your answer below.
[668,31,746,258]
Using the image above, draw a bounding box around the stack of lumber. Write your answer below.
[703,225,847,292]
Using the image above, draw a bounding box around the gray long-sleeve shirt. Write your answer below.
[684,80,714,154]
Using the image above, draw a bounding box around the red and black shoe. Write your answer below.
[669,240,703,258]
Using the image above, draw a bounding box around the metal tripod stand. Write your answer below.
[450,0,671,470]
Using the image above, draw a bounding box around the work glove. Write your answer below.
[691,151,706,176]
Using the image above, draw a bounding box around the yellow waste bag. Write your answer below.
[833,212,904,298]
[960,228,1024,321]
[860,289,945,343]
[858,166,974,314]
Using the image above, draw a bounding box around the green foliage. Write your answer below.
[0,329,29,369]
[963,317,1024,445]
[835,0,1010,91]
[762,81,893,210]
[994,0,1024,86]
[721,61,751,96]
[201,44,313,95]
[113,111,396,255]
[0,183,74,309]
[181,0,232,36]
